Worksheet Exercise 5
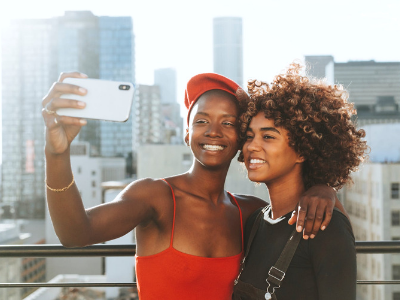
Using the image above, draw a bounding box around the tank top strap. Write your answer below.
[161,179,176,247]
[227,192,244,252]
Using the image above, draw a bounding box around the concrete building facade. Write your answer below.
[304,56,400,126]
[339,123,400,300]
[343,163,400,300]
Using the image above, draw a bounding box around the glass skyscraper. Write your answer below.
[1,11,135,218]
[213,17,243,87]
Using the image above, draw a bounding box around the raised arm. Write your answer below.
[43,72,155,247]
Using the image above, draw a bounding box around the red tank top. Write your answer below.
[135,179,243,300]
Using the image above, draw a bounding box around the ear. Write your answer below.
[184,128,189,146]
[296,155,305,164]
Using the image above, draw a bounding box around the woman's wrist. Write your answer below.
[45,145,70,159]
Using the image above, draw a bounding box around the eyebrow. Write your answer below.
[247,127,281,135]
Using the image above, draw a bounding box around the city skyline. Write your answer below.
[1,0,400,162]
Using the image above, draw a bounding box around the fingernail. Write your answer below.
[79,87,87,94]
[80,73,88,78]
[77,101,86,107]
[310,234,315,239]
[321,226,326,231]
[297,226,302,232]
[80,119,87,125]
[304,235,309,240]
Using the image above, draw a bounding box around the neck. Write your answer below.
[266,167,305,219]
[185,160,231,204]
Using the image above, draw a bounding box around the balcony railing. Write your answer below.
[1,241,400,289]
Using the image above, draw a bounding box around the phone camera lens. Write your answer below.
[119,85,130,91]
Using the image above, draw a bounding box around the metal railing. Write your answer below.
[2,241,400,288]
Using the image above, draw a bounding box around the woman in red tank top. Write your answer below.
[43,72,344,300]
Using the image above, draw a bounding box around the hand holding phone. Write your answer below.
[57,78,135,122]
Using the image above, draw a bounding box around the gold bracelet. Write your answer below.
[45,175,75,192]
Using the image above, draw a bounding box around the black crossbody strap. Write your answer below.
[245,206,268,258]
[266,227,302,296]
[234,205,269,285]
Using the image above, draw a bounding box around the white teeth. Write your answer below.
[203,144,224,151]
[250,159,266,164]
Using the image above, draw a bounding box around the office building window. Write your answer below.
[392,183,400,199]
[393,292,400,300]
[392,212,400,226]
[393,265,400,280]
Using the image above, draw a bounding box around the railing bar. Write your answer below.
[0,244,136,257]
[2,281,400,288]
[357,281,400,285]
[0,283,136,288]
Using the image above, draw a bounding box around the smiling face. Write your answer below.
[186,90,239,169]
[243,112,304,185]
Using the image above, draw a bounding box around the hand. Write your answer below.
[42,72,88,155]
[288,185,336,239]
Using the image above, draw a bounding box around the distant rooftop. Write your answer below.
[336,60,400,66]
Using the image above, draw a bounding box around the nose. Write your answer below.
[246,136,261,152]
[205,122,222,138]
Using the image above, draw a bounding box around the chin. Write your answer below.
[247,172,265,183]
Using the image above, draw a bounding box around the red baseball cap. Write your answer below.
[184,73,241,125]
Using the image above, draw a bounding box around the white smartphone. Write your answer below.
[57,78,135,122]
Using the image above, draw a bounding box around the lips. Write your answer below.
[247,158,266,170]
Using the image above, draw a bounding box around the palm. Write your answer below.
[46,124,81,154]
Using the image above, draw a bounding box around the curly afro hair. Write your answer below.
[238,63,368,190]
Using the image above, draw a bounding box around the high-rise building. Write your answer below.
[335,61,400,126]
[340,123,400,300]
[133,85,163,151]
[213,17,243,86]
[304,56,400,126]
[154,68,183,144]
[56,11,135,157]
[343,162,400,300]
[1,18,58,218]
[1,11,135,218]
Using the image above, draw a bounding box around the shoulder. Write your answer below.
[230,193,268,224]
[326,209,354,234]
[121,177,173,204]
[309,209,355,251]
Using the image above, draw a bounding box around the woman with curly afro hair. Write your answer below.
[233,63,368,300]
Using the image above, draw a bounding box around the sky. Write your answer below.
[0,0,400,163]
